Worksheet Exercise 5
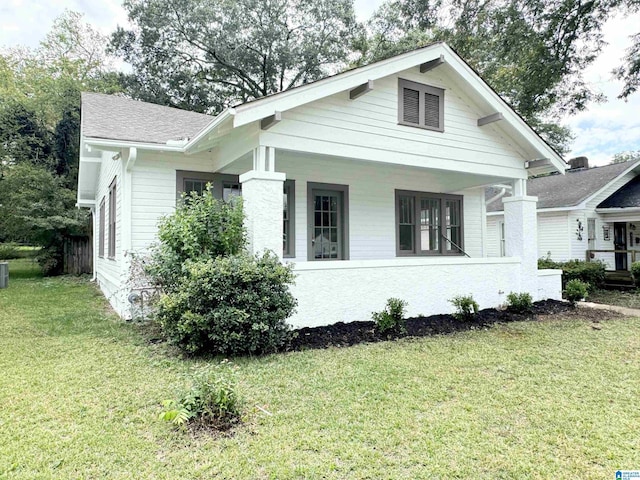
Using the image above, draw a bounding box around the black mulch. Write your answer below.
[285,300,575,351]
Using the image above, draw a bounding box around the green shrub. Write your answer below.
[159,362,242,430]
[0,243,20,260]
[146,189,246,291]
[537,255,605,291]
[538,252,560,269]
[372,298,408,334]
[449,295,479,321]
[156,252,296,355]
[561,260,605,290]
[565,279,589,306]
[631,262,640,287]
[505,292,533,314]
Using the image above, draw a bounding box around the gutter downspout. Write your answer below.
[485,184,512,206]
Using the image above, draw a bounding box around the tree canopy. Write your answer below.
[357,0,635,153]
[0,10,120,273]
[111,0,362,114]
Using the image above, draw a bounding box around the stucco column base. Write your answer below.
[503,195,538,295]
[239,170,286,258]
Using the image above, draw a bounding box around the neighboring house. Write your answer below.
[486,158,640,271]
[77,42,564,328]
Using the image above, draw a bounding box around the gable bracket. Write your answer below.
[525,158,552,170]
[260,111,282,130]
[477,112,504,127]
[349,80,374,100]
[419,54,445,73]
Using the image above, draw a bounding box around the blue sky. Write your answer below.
[1,0,639,166]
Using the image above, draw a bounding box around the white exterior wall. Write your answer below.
[130,151,215,252]
[487,211,571,261]
[94,150,125,313]
[261,66,529,180]
[538,212,571,261]
[275,155,486,262]
[291,258,521,327]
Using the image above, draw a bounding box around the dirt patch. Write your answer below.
[286,300,619,351]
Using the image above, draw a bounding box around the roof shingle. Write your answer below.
[486,161,640,212]
[81,92,214,145]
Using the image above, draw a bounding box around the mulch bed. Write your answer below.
[286,300,611,351]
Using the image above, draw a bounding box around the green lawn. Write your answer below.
[1,259,639,479]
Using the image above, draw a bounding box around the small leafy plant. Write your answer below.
[564,279,589,306]
[631,261,640,287]
[505,292,533,314]
[159,361,243,431]
[372,298,408,334]
[449,295,479,321]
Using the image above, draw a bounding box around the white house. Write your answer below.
[77,42,564,328]
[486,158,640,273]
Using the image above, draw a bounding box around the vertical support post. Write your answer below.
[503,194,538,297]
[240,147,286,258]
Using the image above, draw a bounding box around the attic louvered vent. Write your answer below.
[403,88,420,124]
[398,79,444,132]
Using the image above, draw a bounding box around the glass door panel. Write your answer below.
[312,191,342,260]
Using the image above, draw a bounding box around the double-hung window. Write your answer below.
[396,190,463,255]
[108,178,117,259]
[98,199,105,258]
[398,79,444,132]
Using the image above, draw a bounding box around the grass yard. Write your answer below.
[589,288,640,310]
[1,259,640,479]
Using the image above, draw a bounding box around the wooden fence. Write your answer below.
[63,237,92,275]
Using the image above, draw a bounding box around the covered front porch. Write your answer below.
[214,146,560,327]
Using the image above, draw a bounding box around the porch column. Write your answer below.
[503,193,538,294]
[239,147,285,258]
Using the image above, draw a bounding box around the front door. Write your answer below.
[614,222,627,270]
[310,189,344,260]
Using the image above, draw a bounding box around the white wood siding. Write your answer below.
[537,212,571,261]
[127,152,486,264]
[259,67,528,180]
[487,211,571,261]
[131,151,216,252]
[94,150,124,310]
[278,154,485,262]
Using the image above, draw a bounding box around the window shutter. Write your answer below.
[424,93,440,128]
[402,88,420,125]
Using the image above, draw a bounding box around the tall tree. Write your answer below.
[0,10,120,273]
[111,0,362,113]
[360,0,626,153]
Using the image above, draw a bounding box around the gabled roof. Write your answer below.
[597,175,640,208]
[81,92,214,145]
[79,43,566,175]
[486,160,640,212]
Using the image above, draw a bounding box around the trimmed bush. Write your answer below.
[537,255,605,291]
[631,262,640,287]
[449,295,479,321]
[565,279,589,306]
[372,298,408,334]
[561,260,605,290]
[159,362,242,430]
[505,292,533,314]
[156,252,296,355]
